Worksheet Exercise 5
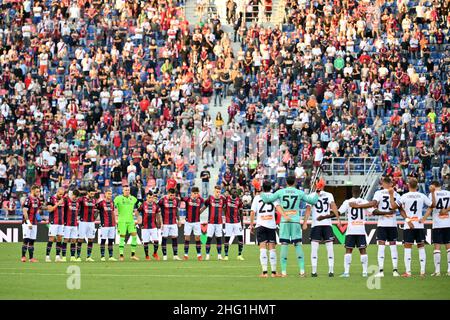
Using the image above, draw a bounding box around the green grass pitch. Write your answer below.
[0,243,449,299]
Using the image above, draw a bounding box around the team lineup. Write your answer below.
[19,175,450,278]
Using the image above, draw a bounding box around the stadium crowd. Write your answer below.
[0,0,449,217]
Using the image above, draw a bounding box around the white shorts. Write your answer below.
[225,223,243,237]
[142,228,159,243]
[22,224,37,240]
[184,222,202,236]
[78,222,96,239]
[162,224,179,237]
[64,226,79,240]
[100,227,116,240]
[48,224,64,237]
[207,224,223,238]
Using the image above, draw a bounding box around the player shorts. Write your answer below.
[345,234,367,249]
[22,224,37,240]
[310,226,334,242]
[78,222,96,239]
[162,224,178,237]
[207,224,223,238]
[48,224,64,237]
[63,226,79,239]
[142,228,159,242]
[256,226,277,244]
[184,222,201,236]
[100,227,116,240]
[118,220,137,235]
[225,223,243,237]
[376,227,398,242]
[403,229,425,244]
[279,222,302,244]
[432,228,450,244]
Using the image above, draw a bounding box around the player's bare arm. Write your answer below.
[419,207,433,224]
[388,188,399,209]
[249,210,255,234]
[349,200,377,209]
[303,206,311,230]
[372,209,395,216]
[331,202,341,226]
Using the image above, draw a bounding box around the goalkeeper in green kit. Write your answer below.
[261,176,319,277]
[114,186,141,261]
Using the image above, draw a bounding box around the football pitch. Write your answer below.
[0,243,449,300]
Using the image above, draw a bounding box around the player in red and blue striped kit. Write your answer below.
[77,189,98,261]
[182,187,205,260]
[158,189,182,260]
[97,189,117,261]
[202,186,227,260]
[63,190,80,261]
[45,188,66,262]
[21,185,42,262]
[224,187,245,260]
[139,192,162,260]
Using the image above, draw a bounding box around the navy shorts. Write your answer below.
[345,234,367,249]
[256,226,277,244]
[376,227,398,242]
[310,226,334,242]
[403,229,425,244]
[432,228,450,244]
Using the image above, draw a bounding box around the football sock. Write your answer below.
[447,249,450,273]
[361,254,368,274]
[87,241,93,257]
[70,243,76,257]
[108,239,114,257]
[260,248,268,272]
[377,245,385,271]
[224,236,230,256]
[295,243,305,272]
[100,239,106,257]
[22,240,28,258]
[61,242,67,257]
[237,236,244,255]
[216,238,222,254]
[119,237,125,256]
[311,241,319,274]
[195,240,201,256]
[269,249,277,273]
[404,248,412,273]
[184,240,190,255]
[143,242,149,257]
[162,238,167,256]
[131,235,137,254]
[56,241,62,256]
[206,237,212,254]
[433,250,441,274]
[390,244,398,270]
[153,241,159,255]
[419,247,426,274]
[280,245,288,274]
[28,240,35,259]
[344,253,352,274]
[77,242,82,258]
[172,238,178,256]
[326,241,334,273]
[46,241,53,256]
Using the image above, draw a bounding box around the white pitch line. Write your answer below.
[0,272,259,278]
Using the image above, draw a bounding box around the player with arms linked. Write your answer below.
[138,192,162,260]
[182,187,205,260]
[21,185,43,262]
[44,187,66,262]
[97,189,117,261]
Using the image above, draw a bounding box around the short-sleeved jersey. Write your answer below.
[306,191,335,227]
[114,195,139,222]
[77,196,97,222]
[397,192,432,229]
[158,196,179,225]
[64,197,79,227]
[225,196,243,224]
[373,189,401,227]
[339,197,370,235]
[429,190,450,229]
[47,195,65,225]
[251,194,278,229]
[138,201,160,229]
[96,199,115,227]
[183,196,204,223]
[204,195,226,224]
[261,187,319,223]
[23,196,41,225]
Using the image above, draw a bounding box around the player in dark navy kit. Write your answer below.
[21,185,43,262]
[77,189,98,261]
[97,189,117,261]
[224,187,245,260]
[202,186,227,260]
[45,188,66,262]
[139,192,162,260]
[63,190,80,262]
[158,188,182,261]
[182,187,205,260]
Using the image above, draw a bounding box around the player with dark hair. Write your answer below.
[139,192,162,260]
[224,187,245,260]
[158,188,182,261]
[97,189,117,261]
[77,189,98,261]
[202,186,227,260]
[21,185,42,262]
[45,187,66,262]
[182,187,205,260]
[62,189,80,262]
